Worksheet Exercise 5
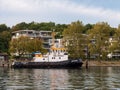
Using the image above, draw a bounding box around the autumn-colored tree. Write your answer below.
[9,36,46,57]
[109,25,120,53]
[63,21,87,59]
[87,22,111,60]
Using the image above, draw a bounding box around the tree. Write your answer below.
[38,22,55,30]
[55,24,68,38]
[0,31,11,53]
[11,21,56,31]
[87,22,111,60]
[63,21,87,59]
[0,24,11,53]
[109,25,120,54]
[28,22,40,30]
[28,22,55,31]
[0,24,10,32]
[27,38,47,53]
[9,36,46,58]
[83,23,93,34]
[11,22,28,31]
[109,27,116,36]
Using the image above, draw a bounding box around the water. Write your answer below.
[0,67,120,90]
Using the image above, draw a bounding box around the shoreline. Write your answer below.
[0,60,120,67]
[83,60,120,67]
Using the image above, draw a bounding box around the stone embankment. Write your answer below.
[83,60,120,67]
[1,60,120,68]
[0,60,12,67]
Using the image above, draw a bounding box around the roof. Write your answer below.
[12,30,37,33]
[0,53,8,56]
[12,30,52,34]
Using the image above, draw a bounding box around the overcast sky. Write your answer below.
[1,0,120,27]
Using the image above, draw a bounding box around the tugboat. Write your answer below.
[12,45,83,68]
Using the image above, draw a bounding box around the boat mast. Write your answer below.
[52,30,55,47]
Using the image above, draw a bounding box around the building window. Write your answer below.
[52,57,55,59]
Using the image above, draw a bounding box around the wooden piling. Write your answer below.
[86,60,88,69]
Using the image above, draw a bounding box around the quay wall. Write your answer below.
[83,60,120,67]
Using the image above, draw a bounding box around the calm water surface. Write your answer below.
[0,67,120,90]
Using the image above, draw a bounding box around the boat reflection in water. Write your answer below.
[32,69,69,90]
[0,67,120,90]
[2,68,70,90]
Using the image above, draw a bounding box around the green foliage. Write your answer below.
[0,31,11,53]
[0,24,10,32]
[12,22,28,31]
[63,21,87,59]
[83,23,93,33]
[12,22,56,31]
[9,36,46,57]
[0,21,120,60]
[55,24,68,38]
[27,38,47,53]
[109,26,120,52]
[109,28,116,36]
[38,22,55,30]
[87,22,111,60]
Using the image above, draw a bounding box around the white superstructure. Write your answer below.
[33,46,68,62]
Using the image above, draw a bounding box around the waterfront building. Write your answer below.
[89,36,120,59]
[107,37,120,59]
[49,39,64,48]
[12,30,39,39]
[11,30,65,59]
[0,53,9,61]
[40,31,52,49]
[12,30,52,49]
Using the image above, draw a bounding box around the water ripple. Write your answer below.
[0,67,120,90]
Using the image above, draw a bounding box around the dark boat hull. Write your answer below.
[12,59,83,69]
